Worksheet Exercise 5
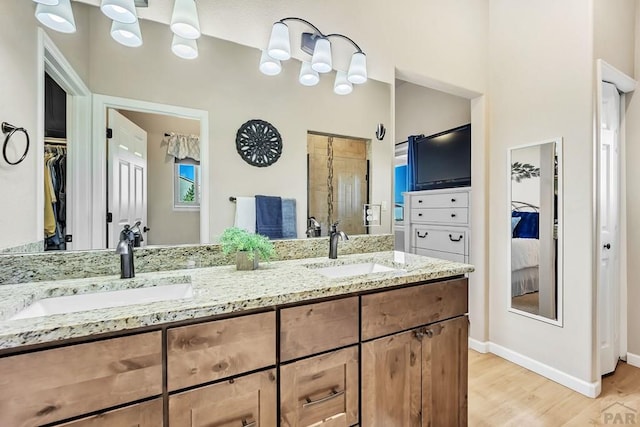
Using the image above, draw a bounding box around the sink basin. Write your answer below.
[10,283,194,321]
[313,262,397,279]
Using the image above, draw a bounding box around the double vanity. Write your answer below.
[0,244,473,427]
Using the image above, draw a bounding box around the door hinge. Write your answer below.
[106,212,113,223]
[64,234,72,243]
[106,128,113,139]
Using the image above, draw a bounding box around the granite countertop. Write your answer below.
[0,251,473,350]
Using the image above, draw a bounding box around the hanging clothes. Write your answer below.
[44,145,67,250]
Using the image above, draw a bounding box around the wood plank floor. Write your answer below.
[469,350,640,426]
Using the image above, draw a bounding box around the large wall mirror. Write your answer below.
[508,138,563,324]
[0,1,392,254]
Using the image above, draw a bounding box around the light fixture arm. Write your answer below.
[277,17,365,54]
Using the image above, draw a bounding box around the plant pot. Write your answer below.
[236,251,259,271]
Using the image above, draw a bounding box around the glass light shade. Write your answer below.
[35,0,76,33]
[347,52,367,84]
[299,62,319,86]
[33,0,59,5]
[334,70,353,95]
[100,0,137,24]
[259,51,282,76]
[111,20,142,47]
[267,22,291,61]
[172,34,198,59]
[311,38,332,73]
[170,0,201,40]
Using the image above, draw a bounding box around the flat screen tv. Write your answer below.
[411,124,471,191]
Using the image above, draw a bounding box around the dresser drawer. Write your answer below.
[361,279,468,340]
[281,346,359,427]
[0,332,162,427]
[412,226,466,255]
[411,207,468,224]
[411,192,469,208]
[280,297,359,362]
[167,311,276,391]
[414,247,466,263]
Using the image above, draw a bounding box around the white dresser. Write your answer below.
[403,187,471,263]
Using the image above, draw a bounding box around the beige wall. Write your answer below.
[594,0,636,77]
[625,1,640,359]
[119,110,200,246]
[394,82,471,143]
[488,0,596,386]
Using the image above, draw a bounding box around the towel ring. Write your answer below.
[2,122,30,166]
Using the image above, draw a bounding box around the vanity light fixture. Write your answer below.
[170,0,201,40]
[172,34,198,59]
[259,51,282,76]
[34,0,76,33]
[261,17,368,95]
[100,0,138,24]
[111,20,143,47]
[33,0,59,5]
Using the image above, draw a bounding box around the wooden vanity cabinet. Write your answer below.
[169,368,277,427]
[56,399,163,427]
[361,279,469,427]
[280,346,359,427]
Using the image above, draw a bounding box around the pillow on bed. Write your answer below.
[511,217,521,237]
[512,211,539,239]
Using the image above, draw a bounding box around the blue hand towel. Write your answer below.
[281,198,297,239]
[255,195,283,239]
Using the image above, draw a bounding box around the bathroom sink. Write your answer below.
[313,262,397,279]
[10,283,194,321]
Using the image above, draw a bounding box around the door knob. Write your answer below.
[603,243,611,250]
[143,226,150,232]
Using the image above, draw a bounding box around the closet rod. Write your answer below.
[44,137,67,146]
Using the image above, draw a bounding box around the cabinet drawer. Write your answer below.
[412,192,468,208]
[414,248,466,263]
[412,227,466,254]
[281,346,359,427]
[0,332,162,427]
[169,369,277,427]
[167,311,276,391]
[57,398,163,427]
[280,297,359,362]
[411,207,468,224]
[361,279,468,340]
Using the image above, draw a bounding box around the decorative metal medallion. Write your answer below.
[235,119,283,167]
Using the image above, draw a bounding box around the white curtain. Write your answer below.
[164,132,200,161]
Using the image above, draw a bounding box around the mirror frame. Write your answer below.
[507,138,563,326]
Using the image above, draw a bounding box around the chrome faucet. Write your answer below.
[116,224,135,279]
[329,221,349,259]
[306,216,321,238]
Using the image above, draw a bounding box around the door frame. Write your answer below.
[594,59,635,377]
[37,29,92,251]
[92,95,210,248]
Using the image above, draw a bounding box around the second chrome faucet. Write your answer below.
[329,221,349,259]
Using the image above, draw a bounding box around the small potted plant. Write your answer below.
[219,227,275,270]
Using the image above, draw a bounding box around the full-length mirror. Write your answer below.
[509,139,562,323]
[0,1,392,254]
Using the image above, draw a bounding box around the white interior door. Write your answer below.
[107,109,148,249]
[599,82,620,376]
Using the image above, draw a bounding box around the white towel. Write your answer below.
[234,197,256,233]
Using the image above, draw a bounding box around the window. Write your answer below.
[174,158,201,209]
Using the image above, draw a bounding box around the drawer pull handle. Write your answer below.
[418,199,423,203]
[303,389,345,408]
[416,231,428,238]
[241,420,256,427]
[451,198,456,202]
[418,213,423,217]
[449,234,463,242]
[451,213,456,218]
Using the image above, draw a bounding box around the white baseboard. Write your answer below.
[489,342,601,398]
[627,352,640,368]
[468,338,490,353]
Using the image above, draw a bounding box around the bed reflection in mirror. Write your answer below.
[509,139,562,324]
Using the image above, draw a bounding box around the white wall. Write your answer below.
[394,82,471,143]
[119,110,200,246]
[488,0,597,392]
